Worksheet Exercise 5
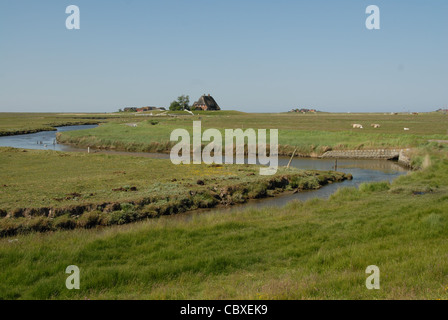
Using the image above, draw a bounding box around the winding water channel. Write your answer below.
[0,125,409,210]
[0,125,98,151]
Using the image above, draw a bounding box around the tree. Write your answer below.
[169,101,181,111]
[178,95,190,111]
[169,95,190,111]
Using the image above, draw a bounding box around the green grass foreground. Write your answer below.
[57,112,448,156]
[0,150,447,299]
[1,112,448,300]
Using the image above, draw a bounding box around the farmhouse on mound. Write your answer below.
[290,108,318,113]
[192,94,221,111]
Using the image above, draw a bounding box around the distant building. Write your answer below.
[290,108,318,113]
[137,106,165,112]
[192,94,221,111]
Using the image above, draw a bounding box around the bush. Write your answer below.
[169,95,190,111]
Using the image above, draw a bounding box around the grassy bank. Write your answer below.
[0,150,447,299]
[0,113,117,136]
[0,147,350,236]
[2,112,448,300]
[57,112,448,156]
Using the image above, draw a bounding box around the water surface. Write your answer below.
[0,125,409,210]
[0,125,98,151]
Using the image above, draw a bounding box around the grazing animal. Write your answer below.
[404,128,410,131]
[352,124,363,129]
[371,124,381,128]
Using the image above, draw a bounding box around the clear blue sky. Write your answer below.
[0,0,447,113]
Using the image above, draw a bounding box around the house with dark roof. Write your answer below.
[192,94,221,111]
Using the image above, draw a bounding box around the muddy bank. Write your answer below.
[0,171,351,237]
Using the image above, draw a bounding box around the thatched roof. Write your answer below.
[193,94,221,111]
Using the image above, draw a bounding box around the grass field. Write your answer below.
[1,111,448,300]
[0,147,349,236]
[57,111,448,156]
[0,150,447,299]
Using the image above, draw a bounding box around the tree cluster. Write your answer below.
[169,95,190,111]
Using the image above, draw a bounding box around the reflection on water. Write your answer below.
[238,158,407,209]
[278,157,407,173]
[176,156,409,217]
[0,125,98,151]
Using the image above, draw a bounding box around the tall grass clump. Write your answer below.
[359,181,390,193]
